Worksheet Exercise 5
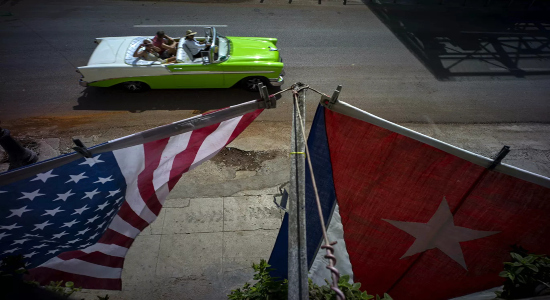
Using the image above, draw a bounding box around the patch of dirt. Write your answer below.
[3,112,127,135]
[211,147,281,171]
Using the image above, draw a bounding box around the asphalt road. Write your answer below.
[0,0,549,129]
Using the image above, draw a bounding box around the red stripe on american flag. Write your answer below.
[116,201,151,231]
[227,109,263,143]
[167,123,221,190]
[57,251,124,268]
[27,268,122,290]
[98,229,134,248]
[137,138,170,216]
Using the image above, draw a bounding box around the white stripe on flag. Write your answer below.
[152,132,192,204]
[188,116,242,172]
[108,215,141,239]
[113,145,158,224]
[38,257,122,279]
[309,204,354,285]
[81,243,129,258]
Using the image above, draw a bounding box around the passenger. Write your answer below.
[152,31,177,59]
[133,39,176,63]
[183,30,211,59]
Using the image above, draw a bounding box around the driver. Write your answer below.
[183,29,211,59]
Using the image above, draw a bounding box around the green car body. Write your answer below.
[77,28,284,92]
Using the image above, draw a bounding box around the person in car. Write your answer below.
[133,39,176,63]
[152,31,177,59]
[183,30,211,59]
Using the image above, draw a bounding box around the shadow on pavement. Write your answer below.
[73,86,281,113]
[363,0,550,80]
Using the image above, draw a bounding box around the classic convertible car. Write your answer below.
[77,27,284,92]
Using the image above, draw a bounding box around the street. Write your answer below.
[1,0,550,299]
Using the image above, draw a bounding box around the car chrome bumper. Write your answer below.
[270,76,284,87]
[79,79,88,87]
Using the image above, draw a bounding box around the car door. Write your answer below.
[167,62,224,88]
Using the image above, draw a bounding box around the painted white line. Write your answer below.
[489,68,550,71]
[134,25,228,28]
[460,31,529,35]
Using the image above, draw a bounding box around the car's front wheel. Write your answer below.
[241,77,267,92]
[123,81,149,93]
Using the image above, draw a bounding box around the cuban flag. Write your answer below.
[0,101,263,290]
[269,102,550,300]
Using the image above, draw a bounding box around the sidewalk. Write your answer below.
[2,121,550,299]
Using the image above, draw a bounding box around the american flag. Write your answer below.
[0,107,262,290]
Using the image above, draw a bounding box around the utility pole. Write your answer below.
[288,83,309,300]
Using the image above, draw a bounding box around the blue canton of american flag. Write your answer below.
[0,107,262,290]
[0,153,126,284]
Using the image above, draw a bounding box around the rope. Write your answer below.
[292,90,345,300]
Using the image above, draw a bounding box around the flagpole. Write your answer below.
[288,83,309,300]
[0,99,265,186]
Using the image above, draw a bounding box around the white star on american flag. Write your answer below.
[18,189,45,201]
[82,188,101,200]
[52,231,68,239]
[42,206,65,217]
[47,249,59,255]
[79,155,104,167]
[53,190,75,201]
[96,221,106,230]
[32,243,49,249]
[104,209,116,218]
[94,176,113,184]
[106,189,121,198]
[7,206,32,218]
[67,238,82,244]
[31,170,58,183]
[1,223,22,230]
[60,219,80,228]
[95,201,109,211]
[32,220,53,231]
[24,251,38,258]
[2,247,20,254]
[76,227,91,235]
[0,232,11,240]
[66,172,88,184]
[88,232,99,240]
[11,238,29,245]
[72,204,89,215]
[24,233,42,238]
[86,215,100,224]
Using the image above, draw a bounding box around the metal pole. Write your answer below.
[288,83,308,300]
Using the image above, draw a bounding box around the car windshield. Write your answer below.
[217,35,230,62]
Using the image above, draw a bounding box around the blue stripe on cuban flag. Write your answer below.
[268,104,338,280]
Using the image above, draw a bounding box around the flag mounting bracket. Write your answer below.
[257,83,277,109]
[320,85,342,109]
[488,145,510,170]
[72,139,92,158]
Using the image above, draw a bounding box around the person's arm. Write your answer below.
[164,35,175,45]
[151,45,162,53]
[133,45,144,58]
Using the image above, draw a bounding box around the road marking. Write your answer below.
[460,31,529,35]
[489,67,550,71]
[134,25,228,28]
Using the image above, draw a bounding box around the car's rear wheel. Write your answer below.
[241,77,267,92]
[123,81,149,93]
